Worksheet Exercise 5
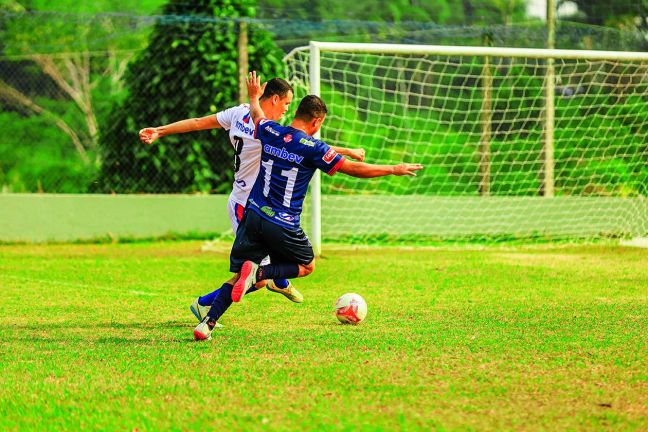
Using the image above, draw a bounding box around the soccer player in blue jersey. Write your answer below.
[139,78,365,326]
[194,72,422,340]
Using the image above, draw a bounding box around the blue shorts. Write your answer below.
[229,208,314,273]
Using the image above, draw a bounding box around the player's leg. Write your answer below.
[258,253,303,302]
[190,277,262,321]
[229,210,270,302]
[195,216,268,340]
[252,255,271,289]
[193,273,240,340]
[257,260,313,281]
[191,276,238,338]
[218,197,302,301]
[237,218,315,295]
[190,199,258,321]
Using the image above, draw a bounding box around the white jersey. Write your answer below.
[216,103,262,206]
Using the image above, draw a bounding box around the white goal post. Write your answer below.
[284,42,648,251]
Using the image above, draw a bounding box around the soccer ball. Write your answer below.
[335,293,367,324]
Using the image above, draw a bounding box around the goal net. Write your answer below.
[284,42,648,247]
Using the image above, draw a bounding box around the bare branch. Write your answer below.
[64,54,83,97]
[30,53,99,149]
[0,79,90,164]
[30,55,81,105]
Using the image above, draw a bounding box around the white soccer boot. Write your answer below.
[231,261,259,302]
[189,297,223,328]
[194,315,220,341]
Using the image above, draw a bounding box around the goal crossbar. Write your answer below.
[307,41,648,61]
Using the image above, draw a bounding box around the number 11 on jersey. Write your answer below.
[261,159,298,207]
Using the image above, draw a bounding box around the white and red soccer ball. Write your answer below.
[335,293,367,324]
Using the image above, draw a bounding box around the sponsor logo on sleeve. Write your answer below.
[322,148,338,163]
[299,137,315,147]
[265,126,280,136]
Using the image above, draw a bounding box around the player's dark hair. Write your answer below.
[294,95,328,121]
[260,78,293,100]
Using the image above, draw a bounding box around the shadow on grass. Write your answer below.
[2,320,347,345]
[2,320,188,330]
[0,320,205,344]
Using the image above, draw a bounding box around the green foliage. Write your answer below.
[95,0,284,193]
[257,0,526,25]
[11,0,164,13]
[0,2,168,193]
[554,94,648,196]
[559,0,647,29]
[3,1,164,54]
[2,2,646,195]
[0,112,97,192]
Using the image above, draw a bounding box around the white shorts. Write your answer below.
[227,196,270,266]
[227,196,247,235]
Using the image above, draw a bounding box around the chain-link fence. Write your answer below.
[1,11,646,193]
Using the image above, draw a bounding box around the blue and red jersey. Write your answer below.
[247,119,344,228]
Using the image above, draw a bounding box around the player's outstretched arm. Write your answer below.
[337,159,423,178]
[331,146,365,162]
[246,71,267,125]
[139,115,221,145]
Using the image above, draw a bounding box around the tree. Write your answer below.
[0,0,23,12]
[257,0,528,25]
[461,0,526,25]
[557,1,647,50]
[558,0,647,29]
[95,0,284,193]
[0,1,165,165]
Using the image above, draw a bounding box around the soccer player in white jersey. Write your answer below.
[139,78,365,324]
[193,72,423,340]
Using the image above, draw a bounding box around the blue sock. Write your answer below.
[256,264,299,281]
[206,283,233,321]
[206,283,260,321]
[199,283,259,306]
[273,279,289,288]
[198,285,223,306]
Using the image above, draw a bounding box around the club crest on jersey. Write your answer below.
[242,112,251,124]
[322,148,337,163]
[283,134,293,143]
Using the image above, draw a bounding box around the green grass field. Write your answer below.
[1,241,646,431]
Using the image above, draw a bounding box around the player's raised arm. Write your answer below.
[246,71,268,125]
[331,146,365,162]
[337,159,423,178]
[139,115,221,145]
